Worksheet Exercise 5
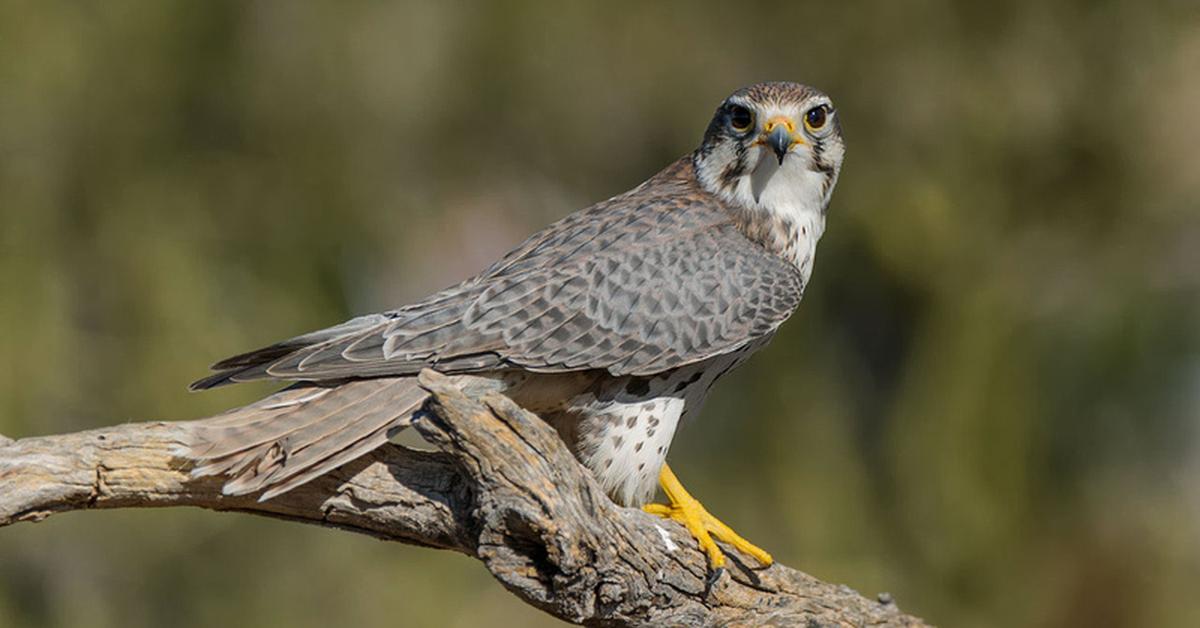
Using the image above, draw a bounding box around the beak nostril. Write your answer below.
[763,117,794,135]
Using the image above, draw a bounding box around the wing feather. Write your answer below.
[191,163,807,389]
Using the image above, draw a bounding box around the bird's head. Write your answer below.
[694,82,844,219]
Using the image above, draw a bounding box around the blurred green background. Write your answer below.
[2,1,1198,626]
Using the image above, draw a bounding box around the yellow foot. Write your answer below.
[642,463,773,570]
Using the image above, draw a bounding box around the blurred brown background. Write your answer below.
[2,1,1198,627]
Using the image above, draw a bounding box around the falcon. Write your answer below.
[186,81,845,570]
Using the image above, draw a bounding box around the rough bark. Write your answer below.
[0,370,930,627]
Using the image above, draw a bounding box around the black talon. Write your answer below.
[705,566,727,592]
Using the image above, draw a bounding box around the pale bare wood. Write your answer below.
[0,370,930,627]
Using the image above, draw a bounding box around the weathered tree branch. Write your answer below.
[0,370,930,627]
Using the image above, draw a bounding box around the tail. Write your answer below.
[184,377,426,500]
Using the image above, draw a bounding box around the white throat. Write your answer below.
[699,147,830,277]
[741,153,829,226]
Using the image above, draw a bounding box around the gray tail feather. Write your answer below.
[183,378,426,500]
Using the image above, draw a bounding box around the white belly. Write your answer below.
[540,338,770,506]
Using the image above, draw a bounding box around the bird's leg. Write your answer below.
[642,463,773,569]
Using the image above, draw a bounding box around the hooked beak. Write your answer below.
[762,116,803,165]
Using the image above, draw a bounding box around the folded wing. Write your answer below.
[192,173,806,389]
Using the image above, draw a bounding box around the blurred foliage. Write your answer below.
[2,1,1199,627]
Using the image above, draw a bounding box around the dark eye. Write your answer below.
[727,104,754,132]
[804,105,829,132]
